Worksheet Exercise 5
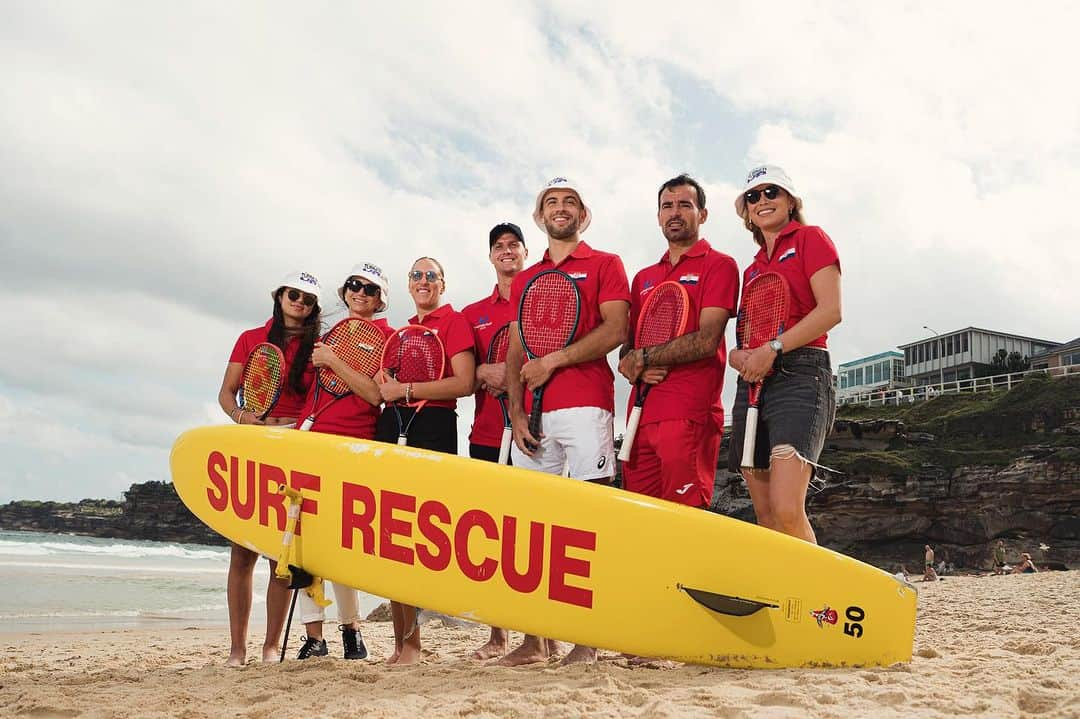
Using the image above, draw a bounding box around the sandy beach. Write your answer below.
[2,571,1077,719]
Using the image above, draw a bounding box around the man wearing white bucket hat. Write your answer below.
[501,177,630,667]
[726,164,842,546]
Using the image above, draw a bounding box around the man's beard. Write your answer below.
[662,222,695,244]
[544,214,580,240]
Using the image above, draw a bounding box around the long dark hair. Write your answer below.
[268,289,321,395]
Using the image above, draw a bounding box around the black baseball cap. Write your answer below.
[489,222,525,248]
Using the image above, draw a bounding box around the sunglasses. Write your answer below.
[284,288,317,307]
[343,278,380,296]
[744,185,783,205]
[409,269,441,283]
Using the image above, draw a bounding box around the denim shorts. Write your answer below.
[726,348,836,473]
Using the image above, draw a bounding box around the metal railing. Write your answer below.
[837,363,1080,407]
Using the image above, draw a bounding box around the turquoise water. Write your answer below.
[0,530,384,633]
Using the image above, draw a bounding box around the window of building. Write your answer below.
[918,345,924,363]
[932,342,939,360]
[1065,352,1080,367]
[855,367,863,385]
[962,333,969,352]
[905,347,911,365]
[947,337,954,355]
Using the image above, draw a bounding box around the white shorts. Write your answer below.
[510,406,615,481]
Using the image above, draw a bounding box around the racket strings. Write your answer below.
[318,320,386,392]
[738,275,790,349]
[520,276,579,356]
[487,324,511,364]
[637,288,689,346]
[390,334,444,383]
[241,349,284,415]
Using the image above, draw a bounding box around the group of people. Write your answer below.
[215,165,843,667]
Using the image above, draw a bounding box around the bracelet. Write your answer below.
[232,408,243,423]
[642,347,650,369]
[405,383,413,404]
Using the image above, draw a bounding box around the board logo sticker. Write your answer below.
[810,605,838,628]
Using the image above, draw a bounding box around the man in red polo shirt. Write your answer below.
[501,176,630,667]
[617,174,739,509]
[460,221,528,660]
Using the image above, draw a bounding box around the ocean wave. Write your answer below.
[0,560,230,575]
[0,601,234,619]
[0,538,227,562]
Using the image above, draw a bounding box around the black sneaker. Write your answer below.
[296,636,328,660]
[340,625,368,660]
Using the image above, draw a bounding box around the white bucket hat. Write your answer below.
[532,176,591,234]
[734,164,803,217]
[339,261,390,314]
[272,270,322,304]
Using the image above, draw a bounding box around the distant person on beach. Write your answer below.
[375,257,476,666]
[923,545,939,582]
[216,270,322,666]
[993,540,1007,575]
[293,263,394,661]
[1011,552,1038,574]
[461,223,528,660]
[617,174,739,509]
[502,177,630,666]
[726,165,842,544]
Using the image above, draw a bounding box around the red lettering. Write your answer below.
[548,525,595,609]
[230,458,256,520]
[290,471,320,517]
[416,500,451,571]
[206,452,228,511]
[341,482,376,554]
[501,517,544,593]
[258,463,287,530]
[379,491,415,565]
[454,509,498,581]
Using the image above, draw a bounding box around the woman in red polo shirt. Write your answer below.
[216,270,322,666]
[375,256,476,665]
[293,261,394,662]
[727,166,842,545]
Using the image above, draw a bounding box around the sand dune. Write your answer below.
[1,571,1077,718]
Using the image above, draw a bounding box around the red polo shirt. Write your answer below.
[407,304,475,411]
[462,286,517,447]
[509,241,631,413]
[742,221,840,349]
[298,318,394,439]
[627,239,740,426]
[229,319,314,418]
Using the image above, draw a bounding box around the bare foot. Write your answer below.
[394,644,422,666]
[385,651,400,665]
[495,637,554,667]
[261,646,280,663]
[226,651,246,667]
[472,639,509,660]
[561,644,597,666]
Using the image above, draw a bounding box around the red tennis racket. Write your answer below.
[618,281,691,462]
[736,272,790,469]
[381,325,447,445]
[239,343,285,420]
[518,269,581,450]
[299,318,386,431]
[486,322,513,465]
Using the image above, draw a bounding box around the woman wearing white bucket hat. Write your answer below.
[292,262,394,662]
[216,269,323,666]
[726,165,842,545]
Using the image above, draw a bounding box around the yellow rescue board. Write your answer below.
[170,425,916,668]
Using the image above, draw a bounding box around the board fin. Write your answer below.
[679,585,778,616]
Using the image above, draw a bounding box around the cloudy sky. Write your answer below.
[3,3,1078,502]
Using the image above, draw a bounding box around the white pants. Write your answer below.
[299,581,361,625]
[510,406,615,480]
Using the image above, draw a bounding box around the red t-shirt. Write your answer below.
[743,222,841,349]
[228,319,314,418]
[627,239,740,427]
[509,241,631,413]
[407,304,475,411]
[297,318,394,439]
[462,286,517,447]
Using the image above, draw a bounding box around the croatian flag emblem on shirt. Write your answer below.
[678,273,700,285]
[778,248,797,263]
[568,272,588,281]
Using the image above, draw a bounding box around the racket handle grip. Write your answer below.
[299,417,314,431]
[498,427,513,465]
[397,434,408,446]
[618,407,642,462]
[527,402,543,449]
[740,406,759,469]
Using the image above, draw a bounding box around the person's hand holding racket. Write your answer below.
[617,281,690,462]
[236,343,285,425]
[516,269,581,453]
[299,318,385,431]
[736,272,790,469]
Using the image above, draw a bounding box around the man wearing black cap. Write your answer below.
[460,222,528,659]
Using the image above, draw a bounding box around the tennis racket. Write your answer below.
[238,343,286,420]
[485,322,513,465]
[381,325,446,445]
[736,272,790,469]
[299,318,386,431]
[518,269,581,450]
[617,281,691,462]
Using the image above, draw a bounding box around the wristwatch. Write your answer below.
[768,338,784,356]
